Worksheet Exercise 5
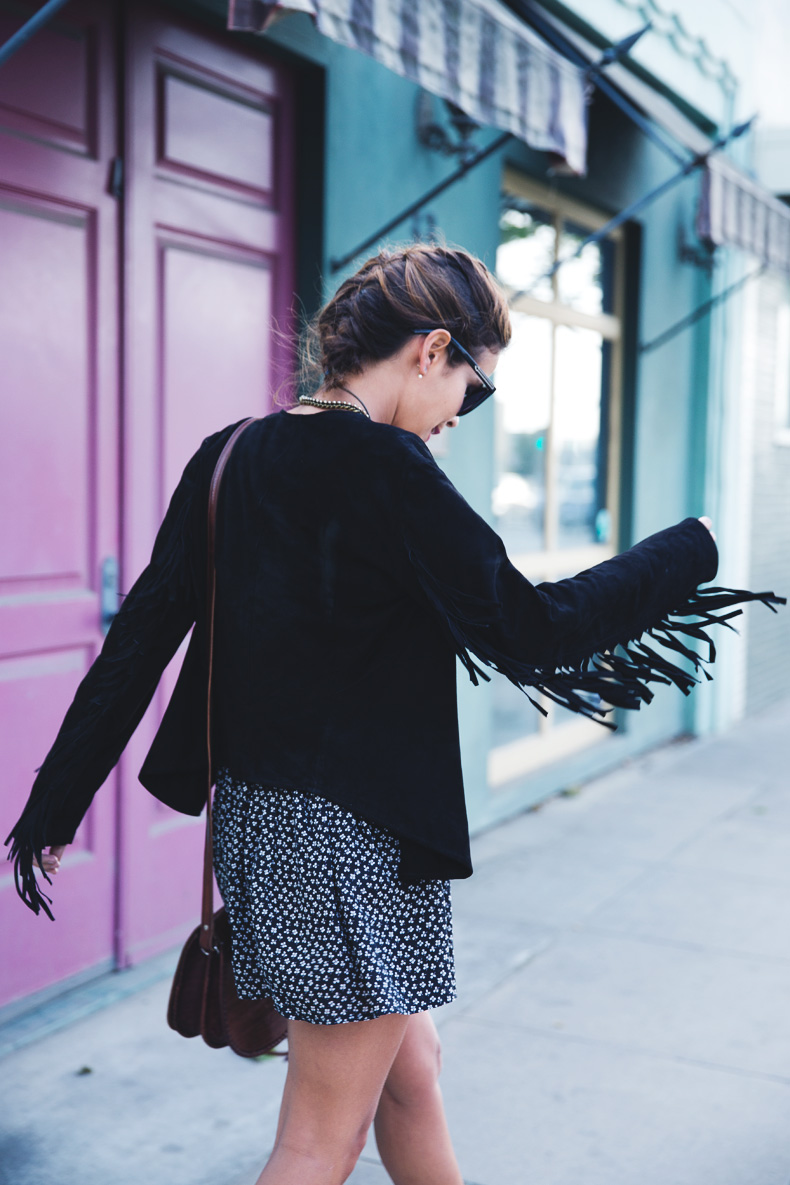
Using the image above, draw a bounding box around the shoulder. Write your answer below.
[350,421,455,512]
[364,420,438,472]
[257,410,442,482]
[194,417,252,467]
[177,417,256,489]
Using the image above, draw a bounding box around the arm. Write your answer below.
[4,428,228,918]
[398,439,784,722]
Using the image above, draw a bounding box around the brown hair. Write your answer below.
[301,244,511,392]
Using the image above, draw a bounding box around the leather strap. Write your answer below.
[199,418,258,955]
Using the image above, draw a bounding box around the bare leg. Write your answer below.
[373,1012,464,1185]
[258,1011,409,1185]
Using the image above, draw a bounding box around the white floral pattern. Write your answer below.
[212,770,456,1025]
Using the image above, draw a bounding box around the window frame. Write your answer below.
[488,169,626,789]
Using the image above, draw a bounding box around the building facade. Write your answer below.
[1,0,786,1013]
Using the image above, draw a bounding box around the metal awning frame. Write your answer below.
[639,263,766,355]
[330,22,654,273]
[329,130,512,273]
[516,3,689,169]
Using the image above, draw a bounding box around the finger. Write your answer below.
[698,515,717,541]
[35,848,63,875]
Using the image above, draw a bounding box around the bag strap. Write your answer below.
[200,418,258,955]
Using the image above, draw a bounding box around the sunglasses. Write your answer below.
[412,329,496,415]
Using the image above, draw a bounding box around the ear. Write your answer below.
[416,329,452,376]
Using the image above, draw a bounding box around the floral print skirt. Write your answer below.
[212,769,456,1025]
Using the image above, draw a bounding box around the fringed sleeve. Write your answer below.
[399,442,785,728]
[4,427,235,919]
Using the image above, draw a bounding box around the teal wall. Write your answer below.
[255,15,719,833]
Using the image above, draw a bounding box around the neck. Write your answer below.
[321,368,401,425]
[336,385,371,418]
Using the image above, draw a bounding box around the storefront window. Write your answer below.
[497,203,555,303]
[554,325,610,551]
[556,221,615,315]
[492,312,551,555]
[488,173,623,779]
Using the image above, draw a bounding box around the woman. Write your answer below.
[6,245,778,1185]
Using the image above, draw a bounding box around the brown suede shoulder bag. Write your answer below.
[167,418,288,1058]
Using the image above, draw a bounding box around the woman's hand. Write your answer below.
[698,515,717,543]
[35,845,66,876]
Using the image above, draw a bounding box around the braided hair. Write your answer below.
[301,244,511,392]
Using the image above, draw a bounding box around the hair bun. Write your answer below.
[300,244,510,392]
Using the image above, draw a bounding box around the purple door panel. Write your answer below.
[0,1,120,1008]
[118,6,295,966]
[0,1,295,1007]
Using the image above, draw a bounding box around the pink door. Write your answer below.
[0,2,295,1007]
[117,7,295,964]
[0,2,121,1004]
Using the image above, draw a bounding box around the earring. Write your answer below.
[418,371,424,379]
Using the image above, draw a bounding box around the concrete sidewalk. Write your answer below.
[2,698,790,1185]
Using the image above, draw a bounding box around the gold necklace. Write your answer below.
[298,387,372,419]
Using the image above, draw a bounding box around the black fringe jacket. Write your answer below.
[6,412,785,916]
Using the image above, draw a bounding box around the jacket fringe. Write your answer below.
[410,560,786,730]
[5,796,56,920]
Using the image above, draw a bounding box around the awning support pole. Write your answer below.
[518,3,689,168]
[639,264,766,354]
[329,25,652,275]
[329,132,512,274]
[511,116,754,302]
[580,25,692,167]
[0,0,72,70]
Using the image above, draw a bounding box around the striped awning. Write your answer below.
[698,156,790,274]
[227,0,589,175]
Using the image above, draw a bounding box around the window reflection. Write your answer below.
[554,326,610,550]
[497,202,554,303]
[491,675,541,749]
[491,313,551,554]
[490,183,619,776]
[557,221,614,315]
